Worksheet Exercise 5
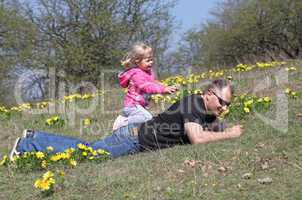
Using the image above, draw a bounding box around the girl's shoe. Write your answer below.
[9,137,21,161]
[112,115,128,131]
[22,129,34,138]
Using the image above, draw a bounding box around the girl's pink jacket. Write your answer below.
[119,67,165,107]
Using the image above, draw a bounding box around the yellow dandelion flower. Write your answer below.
[263,97,271,102]
[65,148,75,154]
[171,100,177,104]
[43,171,54,180]
[244,99,253,107]
[81,94,93,99]
[46,118,52,125]
[97,149,110,155]
[36,152,45,159]
[219,108,229,118]
[34,179,50,191]
[285,88,291,94]
[41,160,48,168]
[48,177,55,185]
[244,107,250,113]
[226,75,233,80]
[193,89,201,94]
[0,155,8,166]
[53,116,59,121]
[83,118,92,126]
[58,171,65,177]
[50,154,62,162]
[60,152,70,159]
[240,94,246,99]
[87,147,93,152]
[69,159,77,167]
[77,143,86,150]
[285,67,297,71]
[46,146,54,152]
[11,155,19,162]
[23,152,30,158]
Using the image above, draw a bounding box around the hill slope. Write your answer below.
[0,60,302,200]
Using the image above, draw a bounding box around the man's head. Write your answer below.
[202,79,233,116]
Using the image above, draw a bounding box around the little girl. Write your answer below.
[113,42,176,130]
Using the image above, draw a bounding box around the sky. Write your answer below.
[171,0,220,48]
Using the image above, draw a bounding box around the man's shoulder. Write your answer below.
[180,94,205,111]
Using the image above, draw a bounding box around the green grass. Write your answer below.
[0,60,302,199]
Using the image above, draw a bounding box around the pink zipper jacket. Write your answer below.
[119,67,166,107]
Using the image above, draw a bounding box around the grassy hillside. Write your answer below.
[0,60,302,199]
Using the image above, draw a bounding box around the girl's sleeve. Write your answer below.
[151,69,165,86]
[131,73,166,94]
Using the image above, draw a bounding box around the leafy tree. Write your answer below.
[0,2,38,104]
[174,0,302,68]
[0,0,176,104]
[23,0,176,83]
[0,3,36,70]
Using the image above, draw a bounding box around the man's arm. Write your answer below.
[184,122,243,144]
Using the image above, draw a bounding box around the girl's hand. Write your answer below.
[164,86,178,94]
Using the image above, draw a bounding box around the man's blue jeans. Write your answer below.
[17,124,141,158]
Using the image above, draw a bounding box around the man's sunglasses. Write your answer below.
[212,91,231,107]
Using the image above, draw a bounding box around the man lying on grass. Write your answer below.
[9,79,243,160]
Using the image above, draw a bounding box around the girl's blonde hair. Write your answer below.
[121,42,153,68]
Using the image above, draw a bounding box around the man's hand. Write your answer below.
[228,125,243,138]
[185,122,243,144]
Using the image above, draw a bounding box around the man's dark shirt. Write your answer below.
[138,94,223,151]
